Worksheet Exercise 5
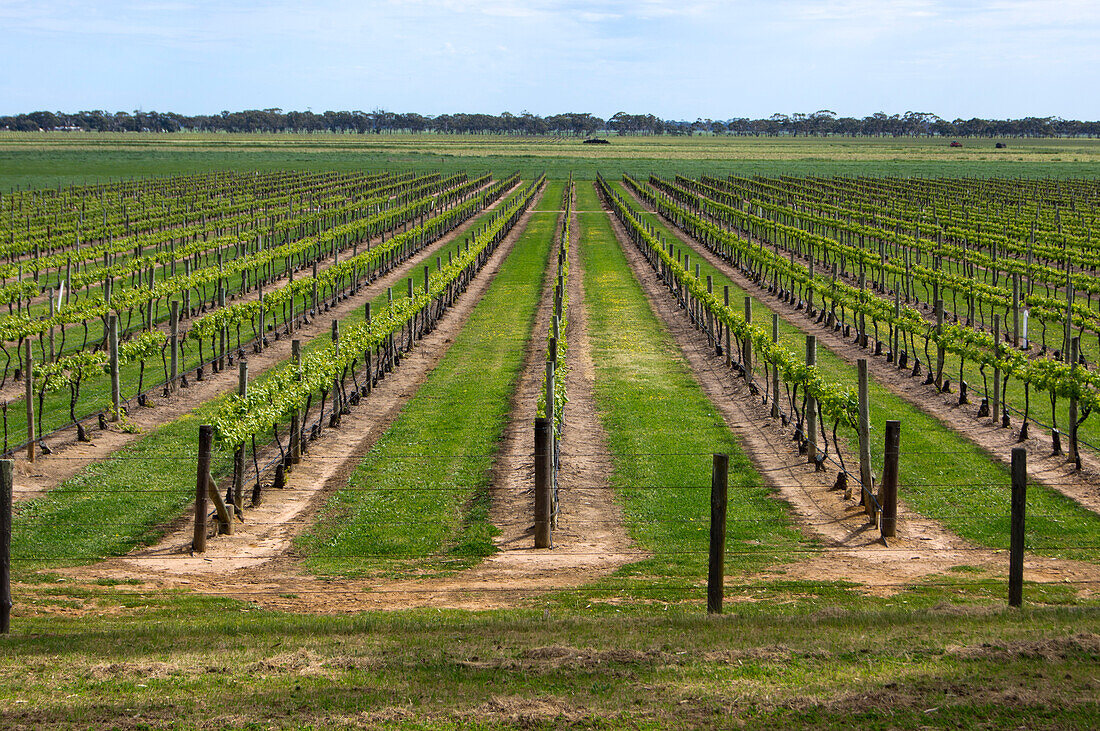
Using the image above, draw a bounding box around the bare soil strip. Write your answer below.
[473,193,634,589]
[602,193,1100,596]
[14,184,513,501]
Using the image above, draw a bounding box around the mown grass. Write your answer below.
[8,188,531,574]
[573,181,808,594]
[295,181,562,577]
[611,181,1100,561]
[1,591,1097,729]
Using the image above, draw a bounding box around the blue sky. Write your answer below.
[1,0,1097,119]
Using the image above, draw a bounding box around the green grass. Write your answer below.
[574,181,808,592]
[295,181,562,577]
[611,181,1100,561]
[1,591,1097,729]
[2,133,1100,191]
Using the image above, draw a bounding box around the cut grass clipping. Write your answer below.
[575,182,808,597]
[297,181,562,578]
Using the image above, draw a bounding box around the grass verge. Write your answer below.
[572,181,808,598]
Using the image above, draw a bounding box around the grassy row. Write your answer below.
[8,185,534,573]
[571,181,807,596]
[295,180,563,577]
[611,180,1100,560]
[2,595,1099,728]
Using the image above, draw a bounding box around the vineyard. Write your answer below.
[1,156,1098,727]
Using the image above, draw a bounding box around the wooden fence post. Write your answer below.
[47,289,55,362]
[290,340,301,464]
[1,459,11,634]
[858,359,874,517]
[193,425,212,553]
[992,314,1001,425]
[724,286,732,366]
[232,361,248,512]
[534,417,551,548]
[1069,337,1080,467]
[1009,447,1026,607]
[805,335,817,463]
[707,453,729,615]
[546,359,557,528]
[108,313,121,422]
[330,318,338,428]
[169,301,180,390]
[770,313,780,419]
[935,299,945,390]
[1012,274,1021,348]
[24,341,34,462]
[880,420,900,539]
[743,296,753,384]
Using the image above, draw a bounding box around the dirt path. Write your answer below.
[13,184,513,502]
[628,190,1100,519]
[471,189,634,589]
[602,190,1100,596]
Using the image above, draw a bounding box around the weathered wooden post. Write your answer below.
[743,296,752,384]
[331,320,342,427]
[290,340,302,464]
[546,358,557,528]
[880,420,900,539]
[108,313,121,422]
[193,425,212,553]
[1,459,11,634]
[1069,336,1080,467]
[47,288,55,362]
[723,286,732,366]
[169,301,180,390]
[805,335,817,463]
[1009,447,1026,607]
[992,314,1001,425]
[707,453,729,615]
[1012,274,1021,348]
[534,417,551,548]
[24,341,34,462]
[770,313,780,419]
[935,299,945,391]
[233,361,248,512]
[858,359,874,518]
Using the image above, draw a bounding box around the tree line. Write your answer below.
[2,108,1098,137]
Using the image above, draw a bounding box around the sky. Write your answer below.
[1,0,1097,120]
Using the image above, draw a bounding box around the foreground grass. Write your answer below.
[574,182,807,593]
[296,181,561,577]
[613,181,1100,564]
[1,593,1097,729]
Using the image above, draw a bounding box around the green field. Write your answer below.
[2,132,1099,190]
[2,136,1099,729]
